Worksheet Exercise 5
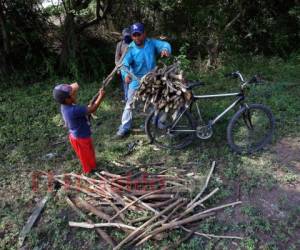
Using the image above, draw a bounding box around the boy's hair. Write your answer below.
[53,84,72,104]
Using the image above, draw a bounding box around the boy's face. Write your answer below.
[66,82,79,104]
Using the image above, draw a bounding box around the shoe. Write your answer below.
[113,132,127,140]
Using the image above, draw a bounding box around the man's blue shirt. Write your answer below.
[61,104,91,138]
[121,38,171,90]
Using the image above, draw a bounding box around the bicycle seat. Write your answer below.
[186,80,205,90]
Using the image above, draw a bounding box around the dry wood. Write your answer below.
[146,198,176,208]
[65,196,116,248]
[126,195,160,214]
[134,62,193,117]
[110,188,174,221]
[89,46,129,104]
[69,221,136,231]
[129,216,152,224]
[18,193,51,247]
[140,194,175,200]
[187,161,216,208]
[105,199,126,222]
[74,196,111,221]
[115,177,165,185]
[135,212,215,245]
[178,188,219,220]
[193,232,243,240]
[129,199,187,247]
[188,201,242,218]
[100,171,124,179]
[113,198,182,250]
[52,178,101,198]
[43,162,243,248]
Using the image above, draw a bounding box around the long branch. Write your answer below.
[65,196,116,247]
[69,221,136,231]
[187,161,216,208]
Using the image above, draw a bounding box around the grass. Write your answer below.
[0,54,300,249]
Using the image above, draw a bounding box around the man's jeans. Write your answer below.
[118,88,136,135]
[122,80,129,101]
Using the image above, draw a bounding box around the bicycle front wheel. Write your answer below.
[227,104,275,154]
[145,109,195,150]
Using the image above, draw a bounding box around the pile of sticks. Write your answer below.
[134,62,193,114]
[39,162,242,249]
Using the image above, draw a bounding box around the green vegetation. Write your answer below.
[1,0,299,249]
[1,1,299,82]
[1,54,299,249]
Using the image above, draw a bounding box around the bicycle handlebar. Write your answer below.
[224,71,264,88]
[224,71,245,82]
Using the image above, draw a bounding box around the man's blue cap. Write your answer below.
[131,23,144,35]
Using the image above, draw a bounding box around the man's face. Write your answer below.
[131,32,146,46]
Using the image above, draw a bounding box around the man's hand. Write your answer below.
[125,75,132,84]
[160,50,169,58]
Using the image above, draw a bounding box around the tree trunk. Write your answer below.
[0,0,9,74]
[206,38,219,70]
[59,12,77,72]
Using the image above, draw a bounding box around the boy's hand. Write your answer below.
[87,88,105,114]
[98,88,105,98]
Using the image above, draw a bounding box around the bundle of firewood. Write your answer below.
[134,63,193,114]
[39,162,242,249]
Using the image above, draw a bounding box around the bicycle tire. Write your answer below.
[145,109,195,150]
[227,103,275,154]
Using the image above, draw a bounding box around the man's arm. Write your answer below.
[87,88,105,114]
[153,39,172,57]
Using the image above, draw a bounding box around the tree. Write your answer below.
[59,0,112,72]
[0,0,48,78]
[0,0,10,74]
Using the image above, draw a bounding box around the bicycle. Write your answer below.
[145,71,275,154]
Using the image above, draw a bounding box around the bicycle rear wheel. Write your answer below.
[227,104,275,154]
[145,109,195,150]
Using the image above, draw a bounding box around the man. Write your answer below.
[114,22,171,139]
[115,27,132,102]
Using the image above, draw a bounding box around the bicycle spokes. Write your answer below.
[242,108,254,130]
[228,104,274,154]
[146,109,195,149]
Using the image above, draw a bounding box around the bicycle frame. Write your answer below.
[170,91,245,132]
[193,92,244,125]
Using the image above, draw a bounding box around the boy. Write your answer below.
[53,82,105,174]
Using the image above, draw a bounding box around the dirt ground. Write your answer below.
[219,137,300,249]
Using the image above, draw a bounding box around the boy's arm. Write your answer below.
[87,88,105,114]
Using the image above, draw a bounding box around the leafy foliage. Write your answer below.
[0,0,299,82]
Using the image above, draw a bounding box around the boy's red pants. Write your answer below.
[69,134,96,173]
